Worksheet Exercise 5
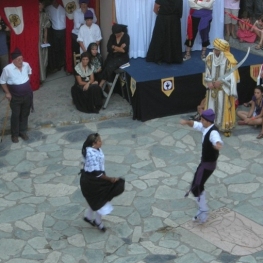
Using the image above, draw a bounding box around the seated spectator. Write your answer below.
[77,10,102,54]
[236,85,263,126]
[71,52,103,113]
[189,97,206,121]
[87,42,103,82]
[0,15,10,75]
[237,11,257,43]
[251,14,263,49]
[99,24,130,89]
[224,0,240,41]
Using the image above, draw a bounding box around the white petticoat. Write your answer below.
[97,202,113,215]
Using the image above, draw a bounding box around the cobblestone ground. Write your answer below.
[1,114,263,263]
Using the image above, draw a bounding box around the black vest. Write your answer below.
[202,125,219,162]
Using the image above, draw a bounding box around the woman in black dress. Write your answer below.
[80,133,125,232]
[99,24,130,88]
[146,0,183,64]
[71,52,103,113]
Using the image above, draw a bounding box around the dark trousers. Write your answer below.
[50,28,66,70]
[71,33,79,55]
[185,17,212,48]
[10,95,31,137]
[246,0,263,19]
[191,161,216,197]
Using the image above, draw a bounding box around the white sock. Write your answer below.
[199,191,208,212]
[84,208,94,220]
[95,212,104,228]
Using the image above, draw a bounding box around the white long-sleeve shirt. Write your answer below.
[188,0,215,10]
[193,122,223,146]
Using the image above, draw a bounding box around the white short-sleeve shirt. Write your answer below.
[0,62,32,85]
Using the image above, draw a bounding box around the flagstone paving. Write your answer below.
[1,114,263,263]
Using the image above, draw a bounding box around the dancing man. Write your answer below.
[180,109,223,223]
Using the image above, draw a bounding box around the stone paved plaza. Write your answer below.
[1,113,263,263]
[1,38,263,263]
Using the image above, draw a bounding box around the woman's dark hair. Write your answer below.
[80,52,91,68]
[82,133,100,157]
[255,85,263,93]
[87,42,98,58]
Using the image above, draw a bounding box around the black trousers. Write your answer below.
[71,33,79,55]
[50,28,66,70]
[10,95,31,137]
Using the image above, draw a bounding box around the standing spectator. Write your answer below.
[39,0,51,83]
[46,0,66,73]
[80,133,125,232]
[237,10,257,43]
[246,0,263,20]
[77,10,102,54]
[0,15,9,75]
[183,0,215,61]
[180,109,223,223]
[204,38,239,137]
[0,48,33,143]
[224,0,240,41]
[146,0,183,64]
[72,0,97,55]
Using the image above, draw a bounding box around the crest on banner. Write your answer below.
[62,0,79,19]
[4,6,24,35]
[250,64,262,82]
[130,77,136,97]
[161,77,174,97]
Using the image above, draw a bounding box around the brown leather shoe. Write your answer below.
[19,133,29,141]
[11,136,19,143]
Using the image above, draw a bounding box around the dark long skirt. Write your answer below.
[71,83,103,113]
[146,14,183,64]
[80,170,125,211]
[101,56,128,82]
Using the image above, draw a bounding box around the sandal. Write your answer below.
[183,52,191,61]
[256,133,263,139]
[255,44,262,50]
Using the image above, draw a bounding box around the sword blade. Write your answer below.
[217,47,250,81]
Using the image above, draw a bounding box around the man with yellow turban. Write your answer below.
[204,38,239,136]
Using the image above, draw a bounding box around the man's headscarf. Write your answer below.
[213,38,240,83]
